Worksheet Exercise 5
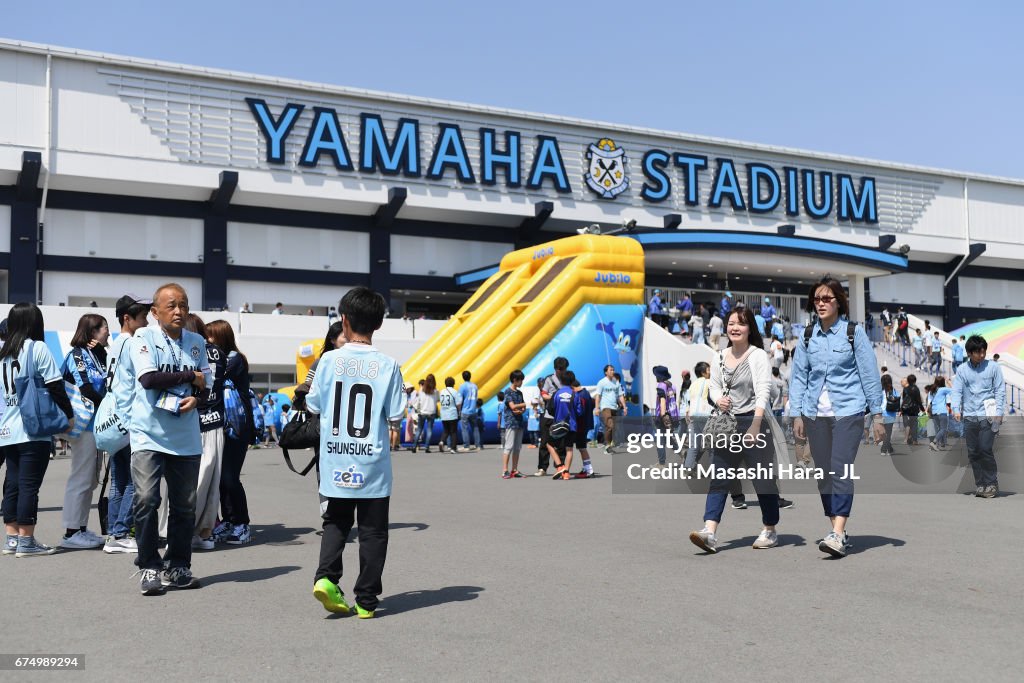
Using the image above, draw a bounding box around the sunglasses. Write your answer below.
[812,296,836,304]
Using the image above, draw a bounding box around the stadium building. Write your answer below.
[2,38,1023,329]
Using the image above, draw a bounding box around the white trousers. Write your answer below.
[61,431,100,530]
[159,428,224,537]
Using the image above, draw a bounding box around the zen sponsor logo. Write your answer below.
[332,466,366,489]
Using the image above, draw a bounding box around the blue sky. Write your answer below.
[5,1,1022,177]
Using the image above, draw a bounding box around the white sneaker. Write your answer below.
[688,528,718,553]
[103,536,138,554]
[819,531,848,558]
[82,528,104,543]
[60,530,104,549]
[752,529,779,549]
[191,535,215,551]
[928,442,938,451]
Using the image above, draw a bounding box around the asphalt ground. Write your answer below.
[2,440,1022,682]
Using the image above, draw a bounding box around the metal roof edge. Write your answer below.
[2,37,1023,188]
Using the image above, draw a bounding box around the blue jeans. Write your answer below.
[692,328,705,345]
[1,441,52,526]
[685,416,708,469]
[803,415,861,519]
[414,416,435,448]
[963,417,998,487]
[931,414,949,448]
[655,417,681,465]
[132,450,200,570]
[703,415,779,526]
[107,446,134,538]
[459,414,482,449]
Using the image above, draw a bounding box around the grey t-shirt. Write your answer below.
[722,359,756,414]
[542,372,563,419]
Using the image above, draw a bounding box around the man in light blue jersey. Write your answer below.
[951,335,966,373]
[951,335,1006,498]
[457,370,481,451]
[102,293,151,555]
[308,287,405,619]
[929,331,943,375]
[125,284,209,595]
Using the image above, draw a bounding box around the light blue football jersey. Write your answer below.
[126,326,209,456]
[106,332,135,422]
[0,341,63,445]
[307,344,405,499]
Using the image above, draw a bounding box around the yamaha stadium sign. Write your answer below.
[248,98,877,224]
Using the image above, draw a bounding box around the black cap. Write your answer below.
[115,292,154,320]
[652,365,671,382]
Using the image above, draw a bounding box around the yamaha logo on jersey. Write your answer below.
[585,138,629,199]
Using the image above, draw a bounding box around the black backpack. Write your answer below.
[885,391,900,413]
[901,385,922,416]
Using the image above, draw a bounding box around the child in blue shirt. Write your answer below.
[550,371,579,480]
[309,288,406,619]
[501,370,526,478]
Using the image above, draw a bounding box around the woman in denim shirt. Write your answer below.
[790,277,884,558]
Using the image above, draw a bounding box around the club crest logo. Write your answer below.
[585,138,629,199]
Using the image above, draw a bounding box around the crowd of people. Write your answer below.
[645,277,1008,558]
[0,287,264,595]
[0,275,1009,613]
[648,289,798,358]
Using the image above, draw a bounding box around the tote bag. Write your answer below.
[93,341,131,453]
[15,341,70,438]
[63,381,96,439]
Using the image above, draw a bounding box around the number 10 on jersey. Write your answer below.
[331,381,373,439]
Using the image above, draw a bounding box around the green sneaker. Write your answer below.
[313,578,351,614]
[355,603,375,619]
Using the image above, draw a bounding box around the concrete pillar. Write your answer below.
[848,275,866,324]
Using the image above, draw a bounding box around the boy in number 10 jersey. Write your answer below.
[307,287,406,618]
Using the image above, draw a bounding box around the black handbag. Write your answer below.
[279,410,320,476]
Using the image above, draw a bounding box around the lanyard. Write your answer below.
[162,330,183,369]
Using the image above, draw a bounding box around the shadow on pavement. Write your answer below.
[345,521,430,542]
[202,565,302,586]
[250,524,317,545]
[846,535,906,554]
[960,490,1017,497]
[375,585,484,618]
[714,533,808,552]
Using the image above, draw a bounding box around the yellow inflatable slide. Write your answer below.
[401,234,645,401]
